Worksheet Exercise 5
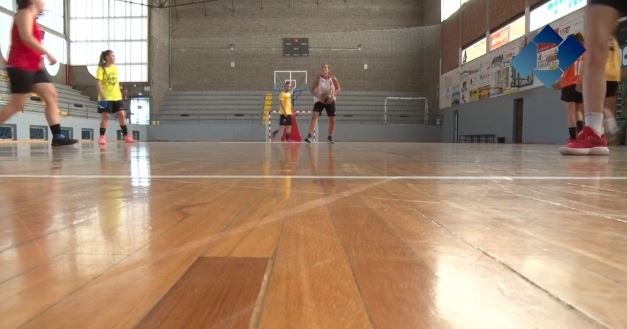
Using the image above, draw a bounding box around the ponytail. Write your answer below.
[98,50,113,74]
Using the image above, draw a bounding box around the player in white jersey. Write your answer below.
[305,64,342,144]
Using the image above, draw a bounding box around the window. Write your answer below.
[0,12,12,61]
[81,128,94,140]
[38,0,64,34]
[30,125,48,140]
[0,124,16,140]
[530,0,586,32]
[60,127,73,139]
[462,38,487,64]
[441,0,461,22]
[130,97,150,125]
[0,0,13,11]
[490,16,526,51]
[43,33,67,76]
[69,0,148,82]
[441,0,471,22]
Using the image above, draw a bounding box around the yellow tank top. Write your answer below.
[606,37,621,82]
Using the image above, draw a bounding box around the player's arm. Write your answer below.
[95,72,105,99]
[331,77,342,96]
[310,77,320,97]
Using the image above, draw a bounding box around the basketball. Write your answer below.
[320,92,332,104]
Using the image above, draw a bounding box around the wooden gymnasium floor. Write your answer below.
[1,141,626,329]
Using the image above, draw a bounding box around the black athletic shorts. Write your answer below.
[6,68,50,94]
[279,114,292,126]
[606,81,619,97]
[589,0,627,16]
[561,85,583,103]
[98,100,124,114]
[313,101,336,117]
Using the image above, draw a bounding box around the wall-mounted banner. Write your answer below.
[439,7,586,109]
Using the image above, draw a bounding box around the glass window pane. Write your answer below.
[94,42,109,63]
[130,65,141,81]
[142,64,148,81]
[0,0,14,11]
[132,2,142,17]
[129,18,142,39]
[71,0,147,81]
[117,64,127,82]
[71,42,87,65]
[87,65,99,78]
[95,0,108,17]
[92,18,108,41]
[43,34,66,64]
[490,15,526,51]
[110,41,127,63]
[112,0,126,16]
[141,18,148,39]
[530,0,586,32]
[0,12,13,61]
[127,41,142,63]
[441,0,460,22]
[39,0,65,34]
[461,38,486,64]
[109,18,127,40]
[140,41,147,62]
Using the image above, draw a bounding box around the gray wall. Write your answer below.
[150,6,171,122]
[5,111,147,142]
[441,87,568,144]
[148,121,441,142]
[149,0,442,116]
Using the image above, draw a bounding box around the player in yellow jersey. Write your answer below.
[95,50,134,145]
[603,36,622,143]
[271,81,293,142]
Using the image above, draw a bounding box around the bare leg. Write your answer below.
[0,94,29,124]
[117,110,127,126]
[308,112,320,135]
[576,103,584,122]
[566,102,577,128]
[582,5,620,134]
[329,116,336,137]
[101,112,110,131]
[32,83,60,125]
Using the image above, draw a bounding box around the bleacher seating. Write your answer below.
[157,90,434,125]
[0,69,98,117]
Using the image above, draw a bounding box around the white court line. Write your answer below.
[1,174,627,180]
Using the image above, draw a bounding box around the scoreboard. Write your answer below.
[283,38,309,57]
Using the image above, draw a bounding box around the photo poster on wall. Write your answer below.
[459,60,480,104]
[439,8,586,109]
[440,68,461,107]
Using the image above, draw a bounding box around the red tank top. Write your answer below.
[7,19,44,71]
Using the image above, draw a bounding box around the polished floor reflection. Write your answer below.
[0,141,626,329]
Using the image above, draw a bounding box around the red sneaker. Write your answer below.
[559,126,609,156]
[124,134,136,143]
